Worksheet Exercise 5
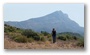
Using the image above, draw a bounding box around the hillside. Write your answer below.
[5,11,84,35]
[4,24,84,49]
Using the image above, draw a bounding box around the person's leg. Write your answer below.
[55,37,56,42]
[55,36,56,43]
[53,36,54,43]
[53,36,55,43]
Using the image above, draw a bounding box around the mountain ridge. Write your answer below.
[5,10,84,35]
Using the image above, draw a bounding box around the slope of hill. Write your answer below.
[5,10,84,35]
[4,24,84,49]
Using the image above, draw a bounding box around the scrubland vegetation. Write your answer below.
[4,24,84,49]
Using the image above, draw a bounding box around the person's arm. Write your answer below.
[52,31,53,36]
[55,31,56,36]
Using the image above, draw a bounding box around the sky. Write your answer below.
[4,4,84,27]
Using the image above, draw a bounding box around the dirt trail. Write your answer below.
[4,34,83,49]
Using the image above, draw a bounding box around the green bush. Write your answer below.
[4,25,16,32]
[66,35,73,40]
[66,35,70,40]
[57,34,79,41]
[14,36,27,43]
[47,34,52,41]
[22,29,39,38]
[4,24,22,33]
[48,37,52,41]
[8,32,16,39]
[27,38,34,43]
[47,34,52,38]
[8,32,28,43]
[22,29,42,41]
[73,36,77,40]
[33,36,41,41]
[40,36,46,42]
[77,38,84,47]
[57,36,66,41]
[41,31,49,36]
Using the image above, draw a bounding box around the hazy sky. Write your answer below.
[4,4,84,27]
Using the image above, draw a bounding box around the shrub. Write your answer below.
[4,25,16,32]
[14,35,27,43]
[47,34,52,41]
[57,34,78,41]
[66,35,73,40]
[8,32,28,43]
[48,37,52,41]
[22,29,42,41]
[8,32,16,39]
[4,24,23,33]
[77,38,84,47]
[41,31,49,36]
[57,36,66,41]
[22,29,39,38]
[40,36,46,42]
[73,36,77,40]
[66,35,70,40]
[33,36,41,41]
[27,38,34,43]
[47,34,52,38]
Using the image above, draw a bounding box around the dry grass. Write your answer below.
[4,34,83,49]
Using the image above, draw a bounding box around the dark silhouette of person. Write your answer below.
[52,28,56,43]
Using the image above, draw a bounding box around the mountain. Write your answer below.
[5,11,84,35]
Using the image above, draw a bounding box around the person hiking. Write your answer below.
[52,28,56,43]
